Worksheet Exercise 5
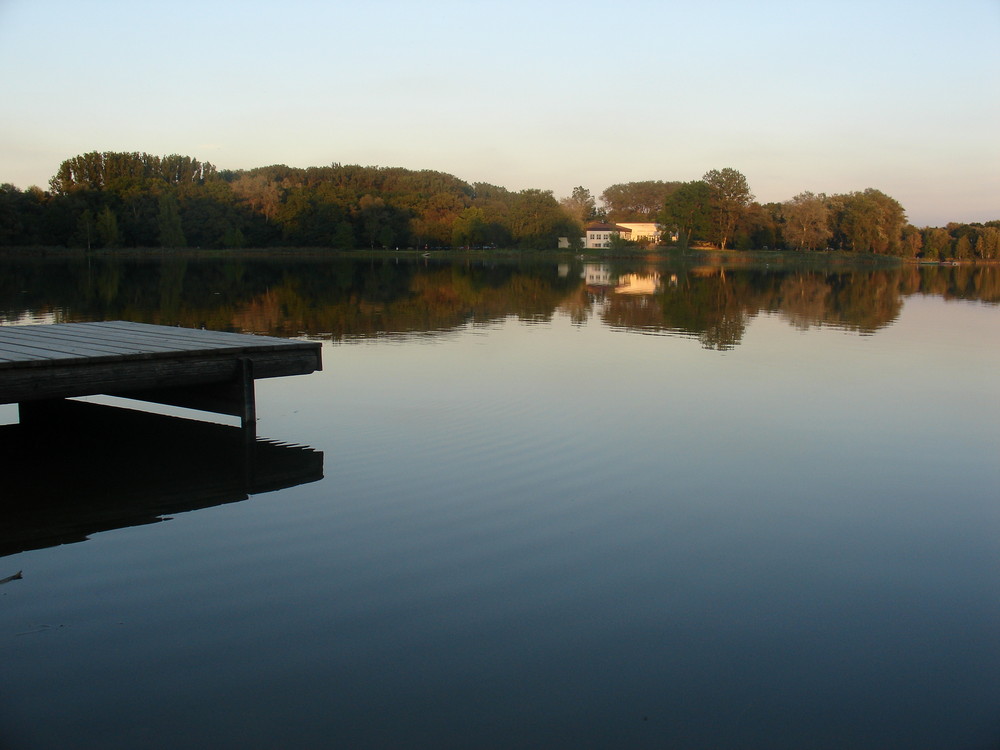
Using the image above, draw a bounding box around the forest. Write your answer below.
[0,151,996,259]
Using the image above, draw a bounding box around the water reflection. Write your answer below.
[1,265,997,749]
[1,255,997,349]
[0,400,322,557]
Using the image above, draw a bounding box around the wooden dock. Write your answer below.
[0,321,322,434]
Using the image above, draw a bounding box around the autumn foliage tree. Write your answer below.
[781,192,832,251]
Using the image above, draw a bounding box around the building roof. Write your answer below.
[614,222,661,232]
[584,222,630,232]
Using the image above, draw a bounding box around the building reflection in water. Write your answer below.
[581,263,662,296]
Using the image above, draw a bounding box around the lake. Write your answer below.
[1,255,998,749]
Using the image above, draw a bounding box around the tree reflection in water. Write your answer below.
[1,256,996,350]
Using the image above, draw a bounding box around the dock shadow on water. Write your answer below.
[0,400,322,557]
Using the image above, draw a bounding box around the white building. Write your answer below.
[558,221,664,249]
[614,223,662,244]
[583,222,627,249]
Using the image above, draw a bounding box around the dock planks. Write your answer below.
[0,321,322,431]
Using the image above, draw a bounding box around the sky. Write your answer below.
[0,0,997,227]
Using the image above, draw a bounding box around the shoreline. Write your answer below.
[0,244,996,267]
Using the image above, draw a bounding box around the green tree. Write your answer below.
[357,194,407,249]
[829,189,906,255]
[600,181,681,221]
[275,187,330,246]
[901,224,923,258]
[0,184,28,245]
[157,192,186,248]
[702,168,753,250]
[451,206,488,247]
[223,225,247,249]
[507,189,571,248]
[51,151,113,192]
[921,227,953,260]
[954,234,972,260]
[76,209,96,251]
[332,221,356,249]
[96,205,121,248]
[659,180,711,249]
[607,233,641,253]
[746,202,782,249]
[50,151,215,194]
[469,182,516,247]
[114,178,159,246]
[559,186,597,224]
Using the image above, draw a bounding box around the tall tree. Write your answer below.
[600,180,681,222]
[702,168,753,250]
[507,189,572,248]
[50,151,215,194]
[96,205,121,248]
[76,209,96,251]
[954,234,972,259]
[829,189,906,255]
[357,194,395,249]
[781,192,831,251]
[901,224,923,258]
[157,192,186,248]
[659,180,711,249]
[735,201,782,250]
[974,227,1000,259]
[331,222,355,249]
[559,186,596,224]
[0,184,28,245]
[451,207,488,247]
[920,227,953,260]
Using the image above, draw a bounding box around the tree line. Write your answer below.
[578,170,998,259]
[0,151,995,258]
[0,151,577,251]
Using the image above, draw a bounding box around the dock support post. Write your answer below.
[238,358,256,438]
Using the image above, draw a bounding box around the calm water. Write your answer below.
[1,256,999,749]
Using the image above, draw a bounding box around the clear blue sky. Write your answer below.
[1,0,997,227]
